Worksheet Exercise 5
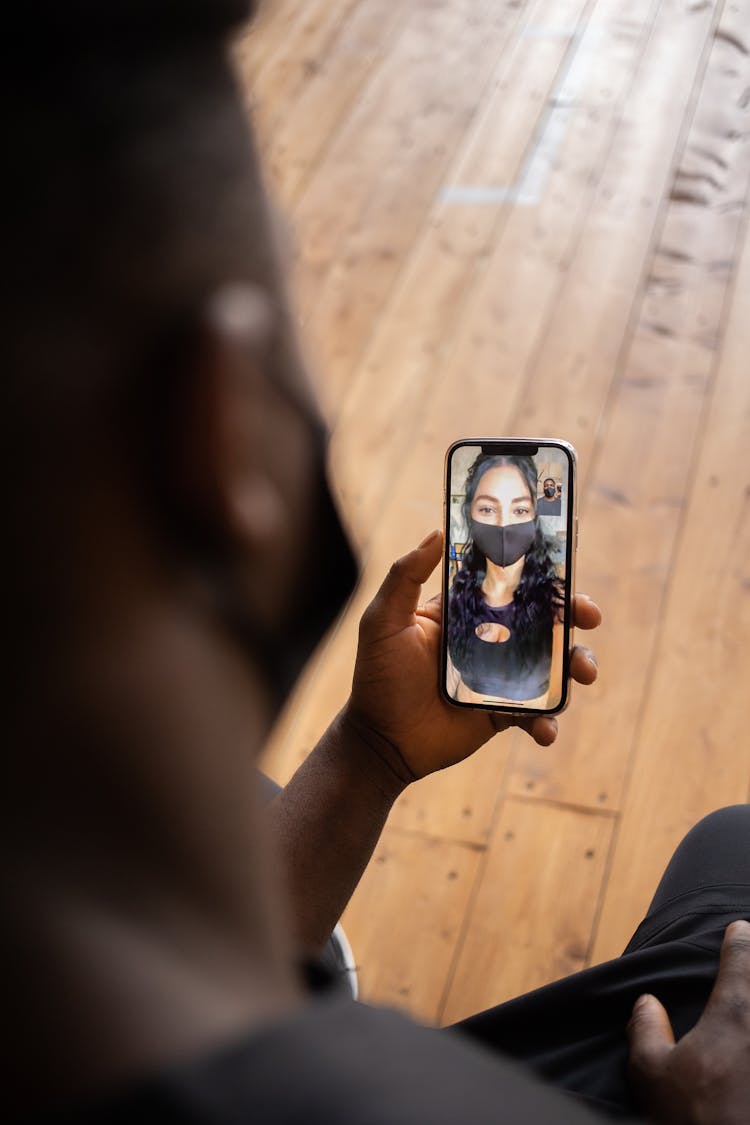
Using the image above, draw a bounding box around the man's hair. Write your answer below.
[4,1,270,459]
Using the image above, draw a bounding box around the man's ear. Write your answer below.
[169,285,287,558]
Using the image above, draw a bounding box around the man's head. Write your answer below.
[4,0,360,932]
[4,10,361,1101]
[5,1,355,717]
[543,478,557,498]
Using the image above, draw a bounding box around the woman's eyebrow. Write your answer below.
[473,493,531,505]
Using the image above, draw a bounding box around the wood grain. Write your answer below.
[592,203,750,961]
[505,0,750,812]
[249,0,750,1022]
[441,799,614,1023]
[341,827,484,1023]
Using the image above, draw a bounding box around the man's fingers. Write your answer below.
[705,919,750,1019]
[573,594,602,630]
[362,531,443,634]
[627,994,675,1079]
[531,716,558,746]
[570,644,598,685]
[416,592,442,625]
[511,715,559,746]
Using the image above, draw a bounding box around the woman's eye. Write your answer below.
[477,505,495,515]
[515,506,530,516]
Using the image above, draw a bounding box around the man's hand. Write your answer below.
[270,530,599,948]
[343,530,601,783]
[628,919,750,1125]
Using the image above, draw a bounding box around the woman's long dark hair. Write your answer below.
[448,453,562,671]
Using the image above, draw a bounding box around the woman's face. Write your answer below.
[471,464,534,527]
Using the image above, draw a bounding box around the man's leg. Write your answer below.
[624,804,750,952]
[449,806,750,1117]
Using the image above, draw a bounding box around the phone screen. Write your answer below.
[442,439,577,715]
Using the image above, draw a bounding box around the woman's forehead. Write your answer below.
[476,463,531,495]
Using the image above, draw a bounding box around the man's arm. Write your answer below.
[267,531,601,952]
[266,708,406,952]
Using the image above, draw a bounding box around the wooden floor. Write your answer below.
[240,0,750,1025]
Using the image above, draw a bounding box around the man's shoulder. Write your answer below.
[90,993,607,1125]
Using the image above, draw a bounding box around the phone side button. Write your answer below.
[575,518,579,551]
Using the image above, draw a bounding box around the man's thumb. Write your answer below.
[627,994,675,1079]
[361,531,443,633]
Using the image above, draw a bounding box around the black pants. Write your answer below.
[449,804,750,1117]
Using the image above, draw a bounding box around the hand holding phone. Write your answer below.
[442,439,577,716]
[345,524,598,783]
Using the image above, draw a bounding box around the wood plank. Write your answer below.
[389,739,511,846]
[441,799,614,1024]
[505,0,729,455]
[308,0,593,415]
[504,0,750,812]
[290,0,528,330]
[240,0,361,138]
[334,0,717,541]
[262,0,663,832]
[591,203,750,962]
[236,0,301,71]
[282,0,721,843]
[340,826,484,1023]
[251,0,750,1028]
[258,2,411,209]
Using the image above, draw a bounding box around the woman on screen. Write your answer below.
[447,453,564,707]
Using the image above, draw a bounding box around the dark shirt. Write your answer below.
[537,495,562,517]
[450,601,552,700]
[47,964,612,1124]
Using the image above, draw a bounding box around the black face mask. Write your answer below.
[271,429,359,706]
[543,486,556,497]
[236,426,359,712]
[470,518,536,569]
[202,375,359,712]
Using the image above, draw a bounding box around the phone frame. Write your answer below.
[441,437,578,716]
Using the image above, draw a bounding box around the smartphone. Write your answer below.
[441,438,577,716]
